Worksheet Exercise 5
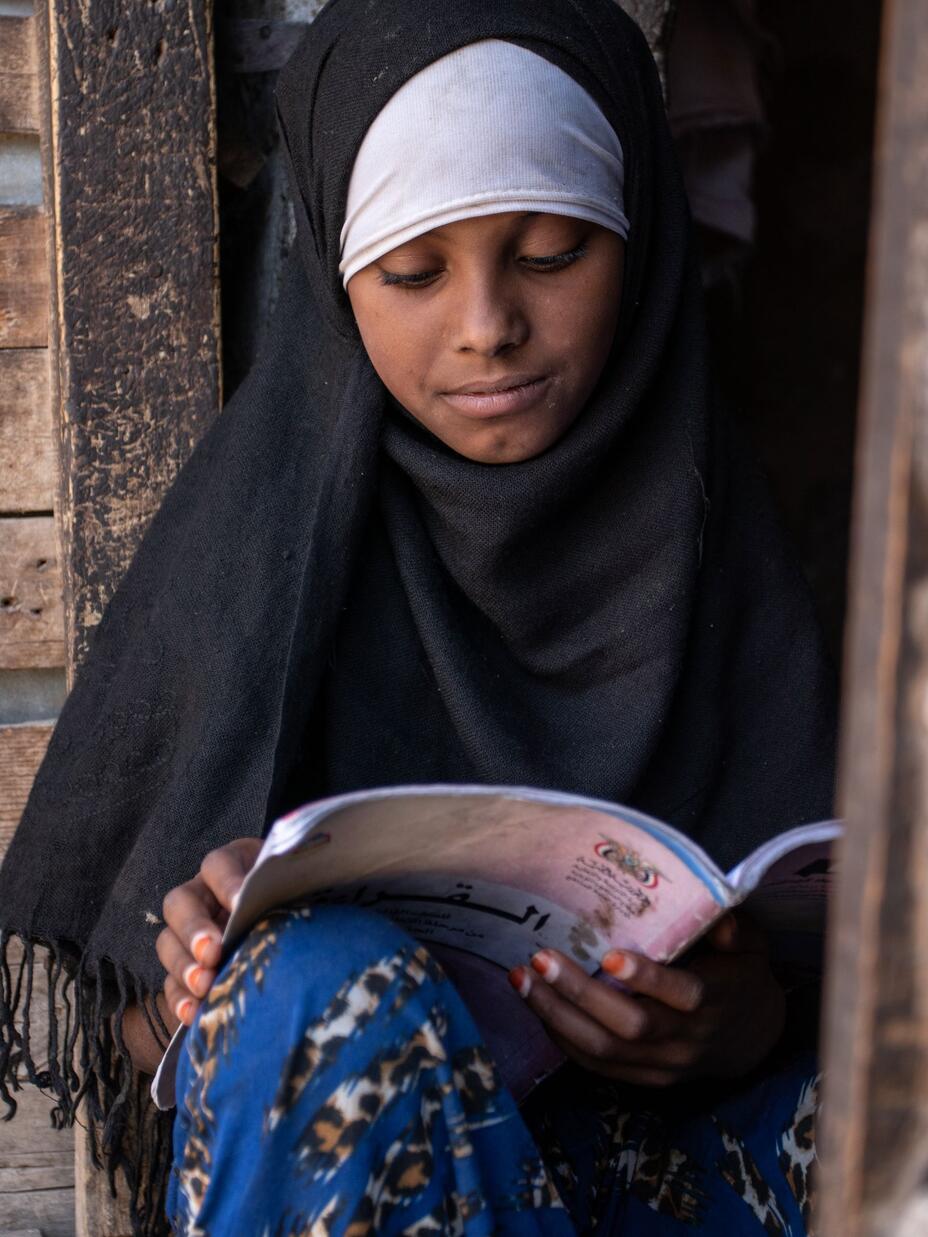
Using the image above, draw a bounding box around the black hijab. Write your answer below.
[0,0,835,1228]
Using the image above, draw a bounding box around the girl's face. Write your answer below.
[347,212,624,464]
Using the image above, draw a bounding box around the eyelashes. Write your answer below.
[379,268,439,287]
[377,242,589,288]
[521,242,588,271]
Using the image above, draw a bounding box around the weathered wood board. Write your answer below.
[0,729,72,1234]
[0,349,53,513]
[816,0,928,1234]
[0,208,47,349]
[0,939,75,1237]
[0,516,64,669]
[0,1088,74,1237]
[0,722,51,855]
[44,0,221,672]
[0,7,68,1237]
[0,15,39,136]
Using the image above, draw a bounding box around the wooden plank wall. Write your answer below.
[0,7,74,1236]
[817,1,928,1234]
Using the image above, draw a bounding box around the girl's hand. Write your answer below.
[156,838,263,1029]
[509,914,785,1087]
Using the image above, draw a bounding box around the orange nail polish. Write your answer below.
[183,964,205,995]
[531,951,560,982]
[508,966,532,998]
[175,997,195,1025]
[602,951,635,979]
[191,931,215,966]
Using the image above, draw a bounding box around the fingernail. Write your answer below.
[602,950,635,979]
[508,966,532,998]
[531,951,560,982]
[175,997,196,1025]
[191,931,217,965]
[183,963,206,996]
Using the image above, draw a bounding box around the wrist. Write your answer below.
[122,997,175,1075]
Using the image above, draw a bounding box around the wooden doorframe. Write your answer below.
[817,0,928,1233]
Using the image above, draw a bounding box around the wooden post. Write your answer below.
[35,1,221,1233]
[817,1,928,1234]
[40,0,221,675]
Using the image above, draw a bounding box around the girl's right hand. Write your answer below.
[157,838,263,1028]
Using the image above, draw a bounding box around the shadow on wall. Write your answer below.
[706,0,880,663]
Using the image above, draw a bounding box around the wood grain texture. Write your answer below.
[0,940,75,1237]
[0,9,70,1232]
[45,0,221,671]
[74,1123,131,1237]
[817,2,928,1235]
[0,1178,74,1237]
[0,208,47,349]
[0,349,53,513]
[0,722,51,856]
[0,1104,74,1237]
[0,15,39,135]
[0,516,64,669]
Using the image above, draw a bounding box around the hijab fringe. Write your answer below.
[0,928,173,1237]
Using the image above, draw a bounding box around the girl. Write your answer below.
[0,0,835,1232]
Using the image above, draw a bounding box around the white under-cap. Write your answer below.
[339,39,629,286]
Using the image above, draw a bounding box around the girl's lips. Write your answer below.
[440,375,552,418]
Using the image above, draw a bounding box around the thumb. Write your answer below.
[708,911,766,954]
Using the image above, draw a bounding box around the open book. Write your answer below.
[153,784,840,1109]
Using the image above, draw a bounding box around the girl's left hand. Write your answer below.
[509,913,785,1087]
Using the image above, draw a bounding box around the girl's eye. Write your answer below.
[377,242,588,286]
[378,268,441,288]
[521,242,588,272]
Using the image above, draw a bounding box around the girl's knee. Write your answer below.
[188,905,444,1078]
[221,903,427,1007]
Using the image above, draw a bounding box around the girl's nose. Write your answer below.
[451,274,529,357]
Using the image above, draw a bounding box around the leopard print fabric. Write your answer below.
[169,906,568,1236]
[169,906,821,1237]
[524,1052,822,1235]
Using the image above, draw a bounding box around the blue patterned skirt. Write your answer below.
[168,906,818,1235]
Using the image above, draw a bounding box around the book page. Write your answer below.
[252,787,731,964]
[726,819,841,903]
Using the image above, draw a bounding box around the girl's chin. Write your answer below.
[442,420,573,464]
